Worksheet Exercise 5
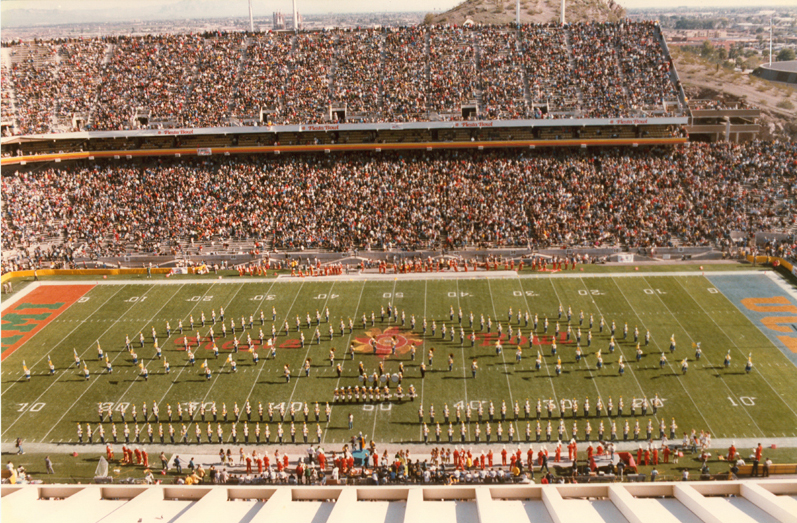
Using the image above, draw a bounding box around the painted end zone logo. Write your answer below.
[1,285,94,360]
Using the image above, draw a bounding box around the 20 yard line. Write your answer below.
[517,279,559,413]
[574,277,661,428]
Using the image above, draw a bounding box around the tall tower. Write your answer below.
[561,0,566,24]
[248,0,254,32]
[293,0,299,32]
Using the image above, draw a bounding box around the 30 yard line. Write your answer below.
[609,277,716,436]
[38,284,185,442]
[517,279,559,413]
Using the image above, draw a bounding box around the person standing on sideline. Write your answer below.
[45,456,54,474]
[15,438,23,455]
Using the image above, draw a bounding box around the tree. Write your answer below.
[777,48,795,62]
[423,13,435,25]
[701,40,715,59]
[716,48,728,61]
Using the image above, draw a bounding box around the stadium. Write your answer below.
[1,1,797,522]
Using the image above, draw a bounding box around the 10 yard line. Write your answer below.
[609,277,716,436]
[39,285,185,442]
[2,284,154,437]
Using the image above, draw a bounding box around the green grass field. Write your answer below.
[3,270,797,448]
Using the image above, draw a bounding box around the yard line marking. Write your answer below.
[322,281,366,445]
[2,284,145,434]
[486,278,516,437]
[640,275,764,437]
[517,279,559,417]
[455,279,469,439]
[418,279,427,443]
[674,277,797,422]
[609,277,715,436]
[574,277,661,428]
[287,282,334,406]
[178,282,258,442]
[3,285,124,393]
[154,283,223,409]
[37,284,184,442]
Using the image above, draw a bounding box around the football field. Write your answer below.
[3,270,797,447]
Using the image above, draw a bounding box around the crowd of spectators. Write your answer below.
[2,141,794,271]
[54,40,107,129]
[1,22,685,134]
[332,30,382,119]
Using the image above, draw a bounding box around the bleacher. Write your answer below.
[0,22,686,136]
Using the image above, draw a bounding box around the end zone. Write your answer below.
[1,284,94,361]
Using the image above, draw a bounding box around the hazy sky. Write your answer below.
[2,0,795,17]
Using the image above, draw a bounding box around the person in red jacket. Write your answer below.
[501,446,508,467]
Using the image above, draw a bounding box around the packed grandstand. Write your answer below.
[0,21,795,273]
[1,21,682,133]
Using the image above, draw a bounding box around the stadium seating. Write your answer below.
[0,22,685,135]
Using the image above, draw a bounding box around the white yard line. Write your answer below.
[3,285,125,394]
[486,279,516,436]
[154,283,222,408]
[675,277,797,421]
[38,285,185,442]
[575,277,661,428]
[321,281,366,445]
[287,282,333,405]
[639,275,765,437]
[2,284,152,435]
[455,279,469,439]
[609,277,716,436]
[233,278,288,424]
[418,279,427,443]
[516,279,560,415]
